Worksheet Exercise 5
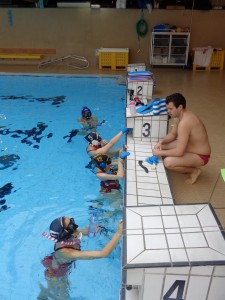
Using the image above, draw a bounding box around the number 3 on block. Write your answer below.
[143,123,151,137]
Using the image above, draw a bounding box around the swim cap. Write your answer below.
[49,217,64,241]
[92,154,111,172]
[49,217,78,242]
[81,106,92,120]
[84,132,102,145]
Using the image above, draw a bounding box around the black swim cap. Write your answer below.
[49,217,78,242]
[92,154,111,172]
[84,132,102,145]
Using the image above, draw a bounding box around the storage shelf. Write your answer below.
[150,32,190,66]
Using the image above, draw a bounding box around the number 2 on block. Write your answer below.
[137,86,143,95]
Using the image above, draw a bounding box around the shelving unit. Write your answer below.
[150,31,190,66]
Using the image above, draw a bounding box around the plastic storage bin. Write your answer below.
[127,63,146,72]
[210,49,224,70]
[99,48,129,70]
[193,49,224,71]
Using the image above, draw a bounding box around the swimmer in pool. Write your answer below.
[63,107,104,142]
[38,217,123,299]
[92,151,129,194]
[85,128,130,158]
[77,106,99,133]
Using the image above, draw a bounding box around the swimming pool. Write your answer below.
[0,74,126,300]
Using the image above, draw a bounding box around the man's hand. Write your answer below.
[154,141,162,150]
[153,148,161,156]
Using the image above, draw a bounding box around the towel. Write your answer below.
[150,99,166,115]
[193,47,214,67]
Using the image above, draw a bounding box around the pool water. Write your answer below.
[0,75,126,300]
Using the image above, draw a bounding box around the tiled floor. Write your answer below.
[125,136,173,207]
[124,204,225,268]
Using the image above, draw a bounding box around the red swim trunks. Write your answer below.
[199,154,210,166]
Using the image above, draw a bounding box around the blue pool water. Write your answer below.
[0,75,126,300]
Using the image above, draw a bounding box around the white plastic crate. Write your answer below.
[127,63,146,72]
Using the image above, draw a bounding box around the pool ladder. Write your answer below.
[38,54,89,69]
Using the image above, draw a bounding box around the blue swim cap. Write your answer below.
[81,106,92,119]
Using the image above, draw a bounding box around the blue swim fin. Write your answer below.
[136,100,155,114]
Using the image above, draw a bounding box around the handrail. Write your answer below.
[38,54,89,69]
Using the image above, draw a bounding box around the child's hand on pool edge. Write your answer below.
[117,220,123,236]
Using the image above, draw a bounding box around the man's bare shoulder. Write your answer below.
[182,110,203,126]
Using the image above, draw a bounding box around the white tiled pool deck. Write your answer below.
[122,74,225,299]
[125,136,173,207]
[122,134,225,300]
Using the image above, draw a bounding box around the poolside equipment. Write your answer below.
[128,70,153,82]
[136,98,166,115]
[147,155,158,170]
[38,54,89,69]
[98,48,129,70]
[138,160,149,173]
[136,99,155,114]
[152,98,167,115]
[136,11,148,39]
[133,95,144,106]
[121,127,131,134]
[120,151,130,159]
[130,100,136,115]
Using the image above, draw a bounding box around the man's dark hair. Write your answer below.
[166,93,186,109]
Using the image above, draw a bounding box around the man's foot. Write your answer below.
[185,168,201,184]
